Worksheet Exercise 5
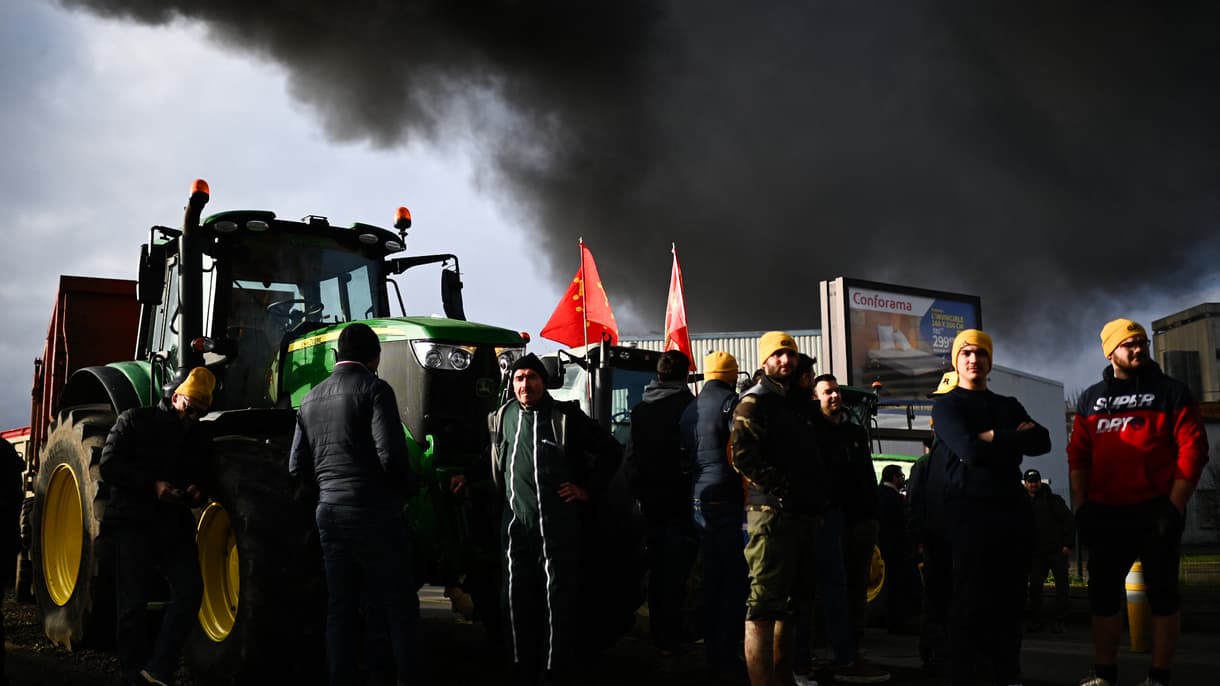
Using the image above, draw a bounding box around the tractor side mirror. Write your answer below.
[541,356,564,390]
[441,268,465,321]
[137,244,166,304]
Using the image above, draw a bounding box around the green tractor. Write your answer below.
[29,180,525,682]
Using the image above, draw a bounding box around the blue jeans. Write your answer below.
[316,503,422,686]
[111,519,202,684]
[693,499,747,673]
[797,507,854,667]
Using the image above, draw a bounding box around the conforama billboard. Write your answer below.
[819,278,981,401]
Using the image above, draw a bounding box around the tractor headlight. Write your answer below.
[495,347,526,374]
[411,342,477,371]
[447,347,472,371]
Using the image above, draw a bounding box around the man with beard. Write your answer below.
[731,332,825,686]
[1070,319,1208,686]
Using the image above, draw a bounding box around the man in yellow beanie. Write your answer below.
[100,366,215,686]
[680,351,748,682]
[1069,319,1209,686]
[731,332,827,686]
[931,329,1050,686]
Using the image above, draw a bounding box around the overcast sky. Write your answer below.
[1,1,559,429]
[3,1,1219,431]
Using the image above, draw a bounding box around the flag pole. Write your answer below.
[579,238,592,405]
[580,238,589,356]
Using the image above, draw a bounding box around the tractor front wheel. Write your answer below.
[184,437,325,685]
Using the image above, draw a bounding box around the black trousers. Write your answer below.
[947,498,1032,686]
[1028,549,1070,623]
[111,521,202,685]
[920,532,953,666]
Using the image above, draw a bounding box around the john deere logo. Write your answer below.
[475,378,495,398]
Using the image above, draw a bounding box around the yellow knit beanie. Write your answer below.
[758,331,798,363]
[175,367,215,406]
[951,329,993,367]
[703,351,739,384]
[1099,318,1148,357]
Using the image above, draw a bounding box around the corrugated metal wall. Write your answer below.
[622,330,822,380]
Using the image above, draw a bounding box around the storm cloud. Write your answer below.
[59,0,1220,354]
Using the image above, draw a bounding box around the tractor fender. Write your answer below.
[57,366,142,418]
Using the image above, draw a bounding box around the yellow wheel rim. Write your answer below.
[43,464,84,607]
[866,544,886,603]
[197,502,240,642]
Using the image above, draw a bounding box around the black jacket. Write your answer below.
[0,438,22,571]
[289,361,417,509]
[877,483,909,557]
[680,379,741,506]
[99,399,207,532]
[1029,482,1075,554]
[907,446,949,542]
[812,411,878,522]
[931,387,1051,502]
[625,381,694,519]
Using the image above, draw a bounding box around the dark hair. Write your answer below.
[656,350,690,382]
[795,353,816,376]
[337,323,381,363]
[881,464,904,484]
[740,369,764,393]
[812,373,837,386]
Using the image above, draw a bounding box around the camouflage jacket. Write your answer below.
[730,375,826,514]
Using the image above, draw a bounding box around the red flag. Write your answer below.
[664,245,696,370]
[541,240,619,347]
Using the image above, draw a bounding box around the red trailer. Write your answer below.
[26,276,139,478]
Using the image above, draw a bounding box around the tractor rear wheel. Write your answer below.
[184,436,325,685]
[29,405,116,650]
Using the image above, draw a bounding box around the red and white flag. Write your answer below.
[663,245,696,371]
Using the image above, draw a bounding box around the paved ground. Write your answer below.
[4,587,1218,685]
[417,588,1220,686]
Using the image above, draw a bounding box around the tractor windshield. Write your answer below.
[213,235,386,409]
[223,236,383,334]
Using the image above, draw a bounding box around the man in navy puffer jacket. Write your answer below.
[290,323,422,686]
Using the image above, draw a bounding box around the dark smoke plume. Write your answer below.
[62,0,1220,355]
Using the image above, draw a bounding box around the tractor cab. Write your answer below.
[543,341,663,443]
[134,190,478,413]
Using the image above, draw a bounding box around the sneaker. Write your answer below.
[833,661,890,683]
[793,673,819,686]
[1078,676,1115,686]
[1135,679,1167,686]
[139,671,169,686]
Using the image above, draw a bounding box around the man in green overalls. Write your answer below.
[488,354,622,686]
